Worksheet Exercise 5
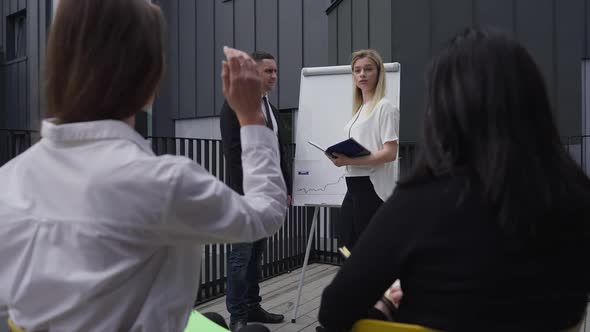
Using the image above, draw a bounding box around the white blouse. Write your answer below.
[343,98,400,201]
[0,119,287,331]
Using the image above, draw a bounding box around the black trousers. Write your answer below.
[339,176,384,250]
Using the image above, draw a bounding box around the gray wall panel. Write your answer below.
[167,0,179,119]
[337,0,351,65]
[351,0,368,51]
[10,0,16,13]
[235,0,255,53]
[278,0,302,109]
[178,0,196,119]
[556,0,585,136]
[328,10,338,66]
[38,0,47,121]
[0,66,4,126]
[1,0,4,52]
[4,1,9,52]
[27,0,39,129]
[516,0,554,104]
[256,0,278,105]
[587,0,590,58]
[391,0,430,141]
[7,64,16,127]
[18,0,25,11]
[368,0,391,61]
[214,0,233,115]
[18,60,26,127]
[431,0,473,54]
[474,0,514,33]
[196,0,215,117]
[303,0,328,67]
[152,0,175,136]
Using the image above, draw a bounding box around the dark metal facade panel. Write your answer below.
[278,0,302,109]
[328,10,338,67]
[214,0,233,115]
[431,0,473,54]
[27,0,39,130]
[515,0,555,104]
[303,0,329,67]
[1,0,4,53]
[0,65,4,126]
[474,0,514,33]
[328,0,589,138]
[7,64,17,127]
[18,59,26,127]
[255,0,279,105]
[368,0,391,61]
[178,0,197,119]
[351,0,368,51]
[196,0,215,117]
[3,0,9,51]
[235,0,255,53]
[160,0,179,121]
[391,0,431,141]
[152,0,176,136]
[38,0,48,122]
[555,0,585,136]
[336,0,351,65]
[587,0,590,58]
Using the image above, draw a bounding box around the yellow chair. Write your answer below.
[351,319,439,332]
[7,319,25,332]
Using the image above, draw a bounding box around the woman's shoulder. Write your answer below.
[374,98,398,113]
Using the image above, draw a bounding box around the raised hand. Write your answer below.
[221,46,265,126]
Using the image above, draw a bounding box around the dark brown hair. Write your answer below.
[45,0,165,123]
[250,51,275,62]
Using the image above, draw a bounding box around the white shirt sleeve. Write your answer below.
[161,125,287,244]
[378,101,400,144]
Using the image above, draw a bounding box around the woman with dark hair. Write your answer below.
[318,27,590,332]
[0,0,284,331]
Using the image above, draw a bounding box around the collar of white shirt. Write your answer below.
[41,119,153,154]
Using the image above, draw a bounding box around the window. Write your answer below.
[6,10,26,61]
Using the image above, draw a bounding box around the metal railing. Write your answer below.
[148,136,418,304]
[0,129,38,166]
[1,129,587,305]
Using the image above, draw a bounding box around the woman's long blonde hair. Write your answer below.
[351,49,386,115]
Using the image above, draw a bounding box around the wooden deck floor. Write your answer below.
[196,262,590,332]
[196,263,339,332]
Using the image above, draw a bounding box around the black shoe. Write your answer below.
[229,320,247,332]
[247,307,284,324]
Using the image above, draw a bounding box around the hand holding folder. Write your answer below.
[308,138,370,158]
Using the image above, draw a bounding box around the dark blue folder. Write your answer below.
[325,138,370,158]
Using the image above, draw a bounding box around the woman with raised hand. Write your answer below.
[0,1,285,331]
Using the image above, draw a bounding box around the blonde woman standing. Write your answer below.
[329,49,400,250]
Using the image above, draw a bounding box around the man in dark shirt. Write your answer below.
[220,51,292,332]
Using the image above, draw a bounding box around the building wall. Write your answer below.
[328,0,590,140]
[1,0,50,131]
[154,0,330,137]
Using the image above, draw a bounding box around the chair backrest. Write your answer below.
[7,319,25,332]
[351,319,438,332]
